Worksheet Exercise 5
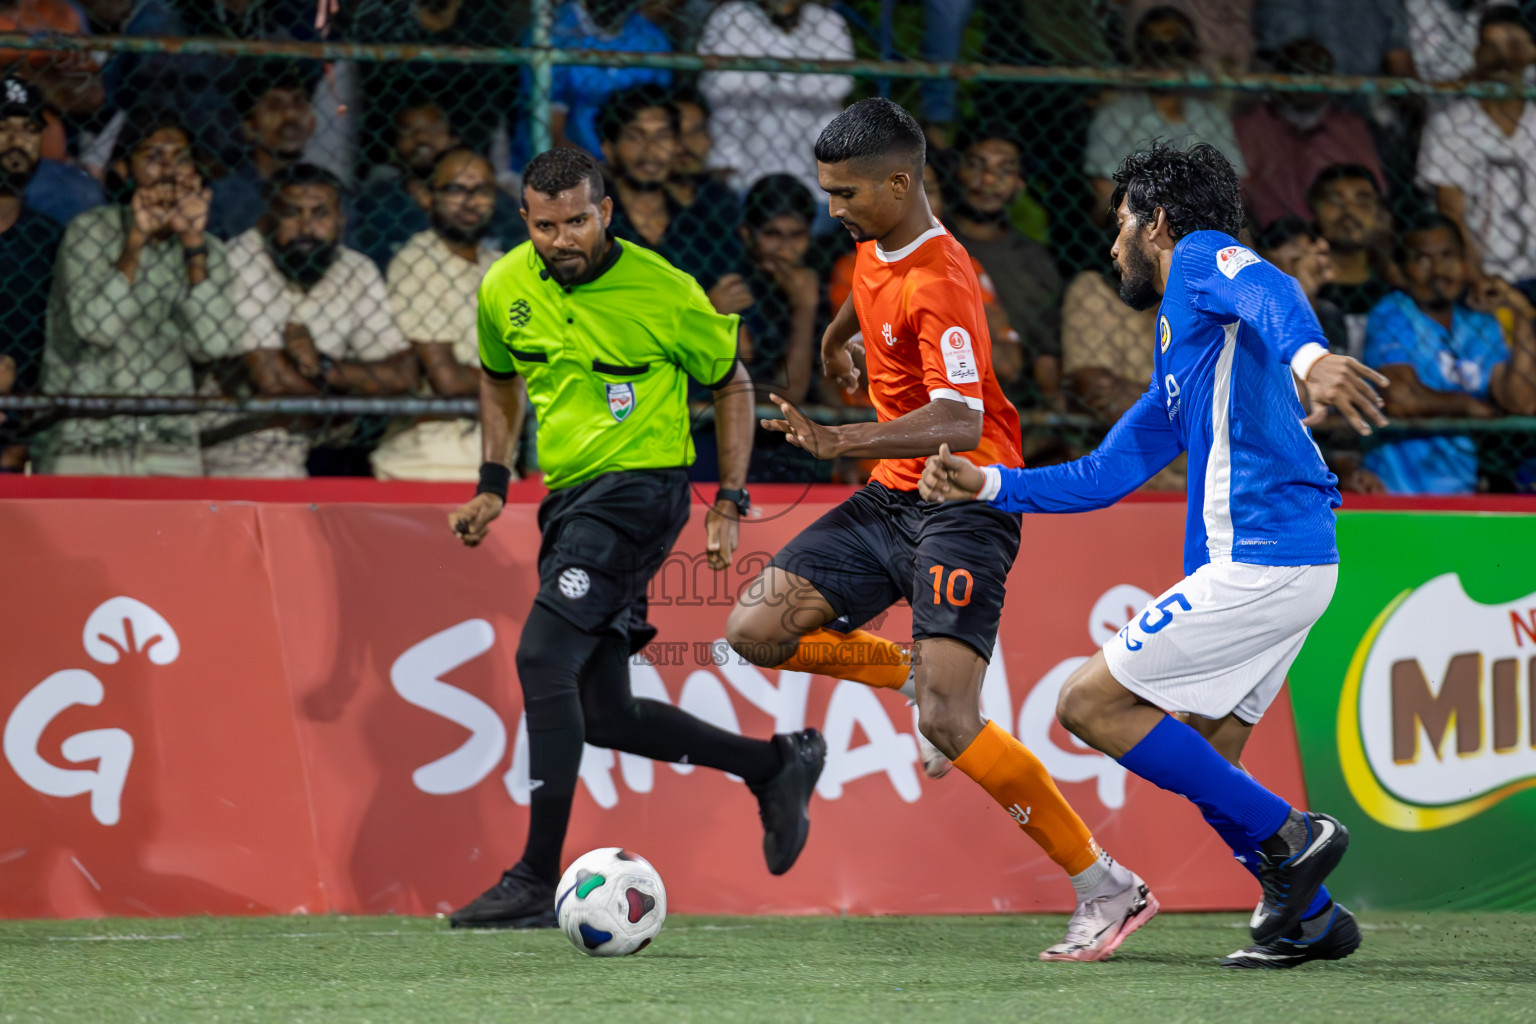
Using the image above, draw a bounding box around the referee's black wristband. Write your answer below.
[475,462,512,501]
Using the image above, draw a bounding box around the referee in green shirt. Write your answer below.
[446,149,826,929]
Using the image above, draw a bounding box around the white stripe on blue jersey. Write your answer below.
[980,230,1340,574]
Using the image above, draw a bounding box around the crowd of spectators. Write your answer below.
[3,0,1536,493]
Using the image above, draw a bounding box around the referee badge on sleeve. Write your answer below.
[606,382,635,422]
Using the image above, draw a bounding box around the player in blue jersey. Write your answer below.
[919,142,1389,969]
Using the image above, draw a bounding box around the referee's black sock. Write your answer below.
[581,638,783,786]
[518,710,584,887]
[515,605,603,886]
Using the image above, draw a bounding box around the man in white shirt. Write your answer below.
[1406,0,1514,83]
[371,148,507,481]
[206,163,417,477]
[697,0,853,197]
[1419,6,1536,290]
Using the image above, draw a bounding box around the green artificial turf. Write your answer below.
[1,913,1532,1023]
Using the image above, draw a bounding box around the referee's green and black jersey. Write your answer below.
[476,238,740,490]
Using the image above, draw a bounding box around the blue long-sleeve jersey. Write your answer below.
[987,231,1341,574]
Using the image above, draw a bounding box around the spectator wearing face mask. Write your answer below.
[1085,6,1246,224]
[1235,39,1388,228]
[1118,0,1255,75]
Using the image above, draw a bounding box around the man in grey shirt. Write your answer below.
[1085,6,1246,220]
[38,115,237,475]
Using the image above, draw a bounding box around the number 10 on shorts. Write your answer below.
[927,564,973,606]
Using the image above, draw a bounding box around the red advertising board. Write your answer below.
[0,486,1308,918]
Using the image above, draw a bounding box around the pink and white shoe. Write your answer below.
[1039,873,1160,962]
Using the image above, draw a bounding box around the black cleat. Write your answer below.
[1222,902,1362,969]
[1251,812,1349,944]
[749,729,827,875]
[448,864,557,929]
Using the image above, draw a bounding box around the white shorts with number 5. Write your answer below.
[1101,561,1338,725]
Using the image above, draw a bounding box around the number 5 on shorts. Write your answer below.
[927,564,973,606]
[1138,592,1190,634]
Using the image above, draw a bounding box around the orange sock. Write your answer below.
[775,628,910,689]
[953,720,1101,876]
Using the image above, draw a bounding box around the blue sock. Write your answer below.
[1200,808,1332,918]
[1118,715,1292,845]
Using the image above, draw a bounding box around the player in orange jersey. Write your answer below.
[724,99,1158,962]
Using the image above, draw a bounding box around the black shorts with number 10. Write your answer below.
[768,482,1022,659]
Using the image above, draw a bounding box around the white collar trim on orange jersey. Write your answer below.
[874,220,947,263]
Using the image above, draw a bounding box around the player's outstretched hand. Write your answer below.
[761,393,838,460]
[919,443,987,502]
[1302,354,1390,436]
[449,493,504,547]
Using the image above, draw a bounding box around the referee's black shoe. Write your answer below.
[1221,902,1361,969]
[448,863,557,929]
[1251,811,1349,944]
[751,729,827,875]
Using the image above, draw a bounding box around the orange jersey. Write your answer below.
[849,225,1024,491]
[831,248,1001,310]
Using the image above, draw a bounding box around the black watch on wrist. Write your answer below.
[714,487,750,517]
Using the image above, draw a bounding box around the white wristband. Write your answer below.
[1290,342,1329,382]
[976,465,1002,503]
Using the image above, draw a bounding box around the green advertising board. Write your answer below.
[1290,511,1536,911]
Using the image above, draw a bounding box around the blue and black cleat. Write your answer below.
[1222,902,1362,969]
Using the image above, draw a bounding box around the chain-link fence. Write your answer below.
[1,0,1534,491]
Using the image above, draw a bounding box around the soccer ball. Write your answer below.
[555,847,667,957]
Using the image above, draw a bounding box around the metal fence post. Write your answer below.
[530,0,554,156]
